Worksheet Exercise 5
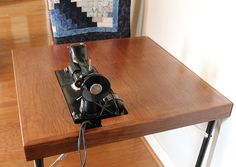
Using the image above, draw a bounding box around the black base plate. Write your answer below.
[55,70,128,125]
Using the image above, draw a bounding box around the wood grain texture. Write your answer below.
[0,0,53,165]
[12,37,233,161]
[0,0,163,166]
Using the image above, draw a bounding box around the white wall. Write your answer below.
[143,0,236,166]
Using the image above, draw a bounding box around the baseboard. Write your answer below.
[145,135,176,167]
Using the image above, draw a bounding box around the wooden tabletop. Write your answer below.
[12,37,233,161]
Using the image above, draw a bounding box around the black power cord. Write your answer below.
[78,120,92,167]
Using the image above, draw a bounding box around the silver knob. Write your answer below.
[90,84,103,95]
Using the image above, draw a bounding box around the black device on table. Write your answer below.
[55,43,128,128]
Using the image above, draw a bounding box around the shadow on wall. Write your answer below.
[180,32,219,87]
[131,0,144,36]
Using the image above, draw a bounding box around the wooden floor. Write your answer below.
[0,0,163,166]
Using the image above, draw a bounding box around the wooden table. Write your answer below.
[12,37,233,166]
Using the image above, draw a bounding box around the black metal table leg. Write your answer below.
[195,120,216,167]
[34,158,44,167]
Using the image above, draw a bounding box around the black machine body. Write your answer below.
[55,43,128,127]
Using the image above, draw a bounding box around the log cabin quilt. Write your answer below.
[48,0,131,44]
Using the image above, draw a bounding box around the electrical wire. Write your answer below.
[95,91,120,116]
[78,120,91,167]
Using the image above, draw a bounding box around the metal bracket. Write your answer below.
[50,153,66,167]
[195,121,216,167]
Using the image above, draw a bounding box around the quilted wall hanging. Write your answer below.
[48,0,131,44]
